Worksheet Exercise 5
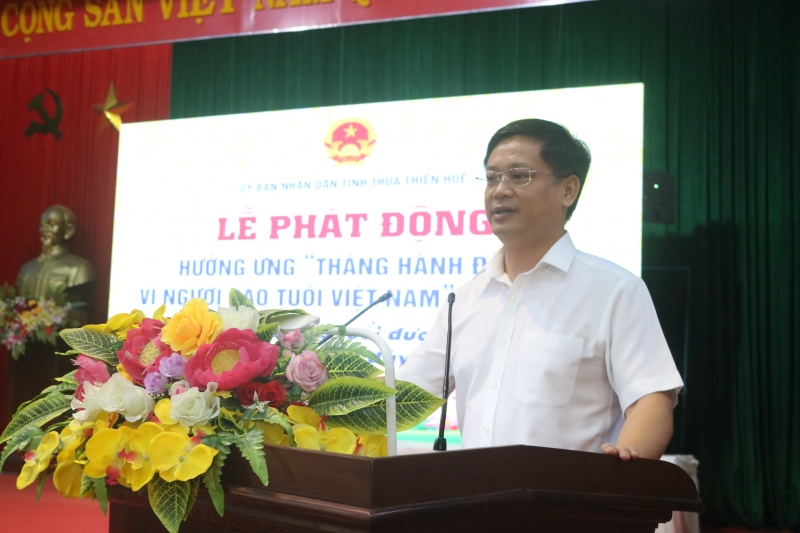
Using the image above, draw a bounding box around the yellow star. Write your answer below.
[343,124,358,138]
[91,82,133,133]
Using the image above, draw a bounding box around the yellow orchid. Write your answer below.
[255,421,287,446]
[293,424,357,454]
[83,426,133,482]
[160,298,222,356]
[152,304,168,324]
[17,431,60,489]
[287,405,322,427]
[320,428,357,454]
[57,419,93,462]
[152,398,191,435]
[287,406,357,454]
[53,460,85,498]
[149,432,218,482]
[84,310,145,340]
[356,435,388,457]
[121,422,164,491]
[154,399,177,425]
[293,424,321,450]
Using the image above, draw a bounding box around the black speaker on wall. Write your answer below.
[643,171,676,224]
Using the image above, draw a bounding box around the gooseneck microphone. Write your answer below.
[433,292,456,452]
[316,291,393,348]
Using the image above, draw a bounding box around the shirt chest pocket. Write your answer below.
[514,332,585,407]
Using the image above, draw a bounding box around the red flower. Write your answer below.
[184,328,279,391]
[73,354,111,401]
[44,326,54,336]
[117,318,170,386]
[236,381,287,408]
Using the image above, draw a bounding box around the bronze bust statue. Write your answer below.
[17,205,96,299]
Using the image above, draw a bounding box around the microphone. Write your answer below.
[433,292,456,452]
[316,291,393,348]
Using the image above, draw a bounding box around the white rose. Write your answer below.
[95,373,155,422]
[71,381,104,422]
[170,382,220,426]
[217,306,260,332]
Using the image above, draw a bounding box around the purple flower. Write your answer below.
[144,371,169,395]
[159,353,185,379]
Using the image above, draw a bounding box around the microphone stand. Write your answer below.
[433,292,455,451]
[316,291,393,348]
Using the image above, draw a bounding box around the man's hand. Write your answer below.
[600,443,640,461]
[601,390,674,461]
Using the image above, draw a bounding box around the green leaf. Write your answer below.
[246,406,294,444]
[232,428,268,486]
[183,478,201,522]
[147,477,191,533]
[307,377,394,416]
[321,350,384,380]
[217,410,247,437]
[91,476,108,515]
[255,322,279,342]
[59,328,121,365]
[201,450,227,517]
[55,370,79,385]
[229,288,255,309]
[42,420,71,435]
[301,323,335,346]
[271,356,290,377]
[55,349,81,357]
[0,424,43,472]
[35,471,47,503]
[319,337,384,366]
[41,381,78,395]
[80,474,94,498]
[0,392,71,444]
[259,309,308,323]
[326,380,446,435]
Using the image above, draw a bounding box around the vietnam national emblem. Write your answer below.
[324,119,376,164]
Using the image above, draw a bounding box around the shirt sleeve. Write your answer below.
[395,303,455,397]
[605,277,684,415]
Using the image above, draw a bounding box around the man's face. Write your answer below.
[39,209,66,247]
[484,136,568,244]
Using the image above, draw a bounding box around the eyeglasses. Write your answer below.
[476,168,564,188]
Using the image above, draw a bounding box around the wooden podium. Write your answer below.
[108,444,702,533]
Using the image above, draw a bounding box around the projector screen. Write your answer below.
[111,83,643,365]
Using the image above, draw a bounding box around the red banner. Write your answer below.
[0,0,593,59]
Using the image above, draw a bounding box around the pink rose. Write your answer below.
[286,350,328,392]
[184,328,279,391]
[117,318,171,386]
[277,328,304,352]
[73,354,111,401]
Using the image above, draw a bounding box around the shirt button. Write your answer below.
[483,427,490,433]
[510,295,517,303]
[500,338,506,345]
[491,382,497,389]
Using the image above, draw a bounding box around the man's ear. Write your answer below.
[562,175,581,209]
[64,222,76,241]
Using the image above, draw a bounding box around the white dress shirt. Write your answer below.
[397,232,684,452]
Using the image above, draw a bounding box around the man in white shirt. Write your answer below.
[397,119,683,460]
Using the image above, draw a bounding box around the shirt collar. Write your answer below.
[485,232,577,284]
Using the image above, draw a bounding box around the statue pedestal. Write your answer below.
[8,339,73,414]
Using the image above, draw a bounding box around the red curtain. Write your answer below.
[0,44,172,427]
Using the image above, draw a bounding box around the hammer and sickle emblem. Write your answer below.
[25,89,63,140]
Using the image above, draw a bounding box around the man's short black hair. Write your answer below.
[483,119,591,221]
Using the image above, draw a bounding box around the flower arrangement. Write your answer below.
[0,288,444,533]
[0,284,73,360]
